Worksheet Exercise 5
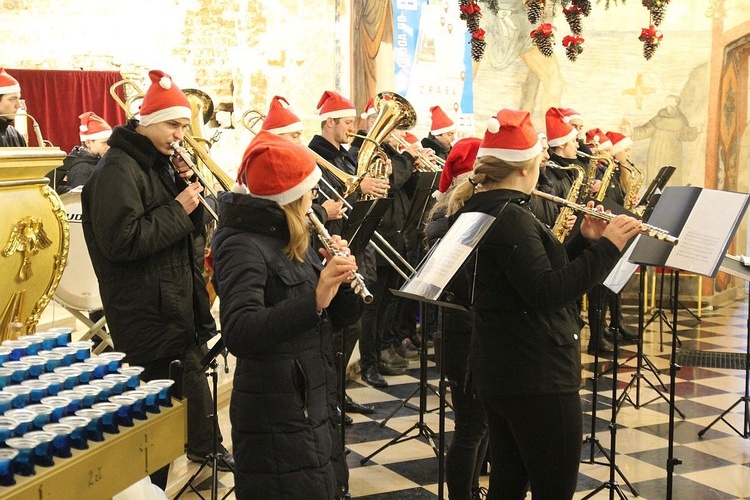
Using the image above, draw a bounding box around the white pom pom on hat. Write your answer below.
[486,117,500,134]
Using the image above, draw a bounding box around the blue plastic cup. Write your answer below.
[0,346,13,367]
[87,357,110,378]
[0,367,13,390]
[42,423,73,458]
[53,366,82,389]
[0,448,18,486]
[0,417,19,446]
[52,347,77,367]
[58,416,90,450]
[37,373,66,396]
[89,379,116,402]
[57,389,84,414]
[19,356,46,378]
[75,408,106,442]
[4,409,35,435]
[103,374,129,395]
[38,351,64,372]
[73,385,100,409]
[117,366,145,390]
[21,380,51,404]
[108,395,136,428]
[123,390,148,420]
[92,401,120,434]
[24,404,53,430]
[2,340,30,361]
[99,352,126,373]
[48,327,73,346]
[147,379,175,408]
[74,363,96,384]
[37,332,60,351]
[140,385,162,414]
[20,335,43,356]
[4,361,30,383]
[5,437,37,476]
[2,384,32,409]
[23,431,55,467]
[40,396,71,422]
[66,340,93,362]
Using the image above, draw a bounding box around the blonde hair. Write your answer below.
[446,154,541,216]
[279,198,311,262]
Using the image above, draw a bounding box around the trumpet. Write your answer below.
[306,209,374,303]
[170,141,219,221]
[532,189,679,245]
[389,133,443,172]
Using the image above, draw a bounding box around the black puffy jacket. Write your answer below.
[81,120,214,364]
[211,192,362,499]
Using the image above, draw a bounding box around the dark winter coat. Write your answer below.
[0,118,26,147]
[421,134,450,160]
[54,146,100,194]
[308,134,357,237]
[459,189,621,399]
[81,120,214,365]
[211,192,362,499]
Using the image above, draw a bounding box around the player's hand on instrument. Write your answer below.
[316,248,358,310]
[322,199,346,221]
[580,202,610,241]
[172,156,194,181]
[602,214,642,251]
[564,214,577,231]
[360,174,390,198]
[176,182,203,214]
[589,179,602,196]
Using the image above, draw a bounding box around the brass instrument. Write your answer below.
[389,133,443,172]
[1,112,49,147]
[546,162,585,242]
[577,150,615,202]
[619,159,644,212]
[239,108,365,197]
[306,209,374,303]
[532,189,679,245]
[354,92,417,199]
[109,79,144,120]
[170,141,219,221]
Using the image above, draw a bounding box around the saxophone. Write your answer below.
[618,159,644,212]
[546,162,586,242]
[577,151,615,202]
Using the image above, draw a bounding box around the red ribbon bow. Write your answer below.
[460,2,481,16]
[562,35,584,46]
[472,28,486,40]
[639,24,663,42]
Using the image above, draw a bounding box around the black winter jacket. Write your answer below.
[421,134,450,160]
[459,189,621,399]
[81,120,214,364]
[54,146,100,194]
[211,192,362,499]
[0,118,26,147]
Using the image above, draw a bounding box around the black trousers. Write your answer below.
[359,265,402,369]
[483,392,582,500]
[139,343,221,490]
[331,319,361,399]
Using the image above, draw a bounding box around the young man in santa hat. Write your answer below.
[53,112,113,194]
[421,105,456,160]
[81,69,233,488]
[0,68,26,147]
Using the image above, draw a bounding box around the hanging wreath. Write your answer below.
[638,24,663,60]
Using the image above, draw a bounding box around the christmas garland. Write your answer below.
[458,0,669,63]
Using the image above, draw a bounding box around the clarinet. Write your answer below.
[306,209,374,304]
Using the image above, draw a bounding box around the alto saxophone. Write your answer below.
[577,151,615,202]
[546,162,586,242]
[618,159,644,212]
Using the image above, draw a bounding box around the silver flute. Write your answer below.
[306,209,374,304]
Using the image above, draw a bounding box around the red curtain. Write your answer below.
[8,69,127,152]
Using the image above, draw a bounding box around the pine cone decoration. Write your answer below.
[638,24,663,60]
[564,6,583,35]
[562,35,584,62]
[572,0,591,17]
[526,0,544,25]
[471,38,487,61]
[533,33,554,57]
[643,41,657,60]
[651,5,666,25]
[466,15,481,32]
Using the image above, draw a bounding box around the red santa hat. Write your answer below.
[138,70,191,126]
[317,91,356,120]
[478,109,542,162]
[545,107,578,148]
[433,137,481,201]
[235,130,321,206]
[429,105,456,135]
[559,107,583,124]
[403,132,419,145]
[360,98,376,120]
[0,68,20,94]
[262,96,303,135]
[606,131,633,155]
[78,112,112,142]
[585,128,613,150]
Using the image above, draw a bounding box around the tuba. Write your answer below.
[546,162,586,242]
[354,92,417,200]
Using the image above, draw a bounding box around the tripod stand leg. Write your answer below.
[698,397,747,438]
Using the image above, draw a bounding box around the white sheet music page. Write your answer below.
[666,189,750,276]
[401,212,496,301]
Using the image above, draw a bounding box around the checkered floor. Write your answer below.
[170,297,750,499]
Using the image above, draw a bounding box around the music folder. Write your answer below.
[391,211,496,310]
[629,186,750,277]
[341,197,392,258]
[403,171,440,234]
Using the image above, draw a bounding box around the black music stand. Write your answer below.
[630,186,750,499]
[341,198,392,258]
[403,171,440,235]
[175,339,234,500]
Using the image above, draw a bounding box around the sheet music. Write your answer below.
[401,212,496,301]
[604,235,641,294]
[666,189,750,276]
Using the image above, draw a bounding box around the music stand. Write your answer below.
[402,171,440,235]
[361,211,497,481]
[633,165,675,219]
[341,198,392,258]
[630,186,750,499]
[174,338,234,500]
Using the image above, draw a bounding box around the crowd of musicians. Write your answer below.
[0,66,649,499]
